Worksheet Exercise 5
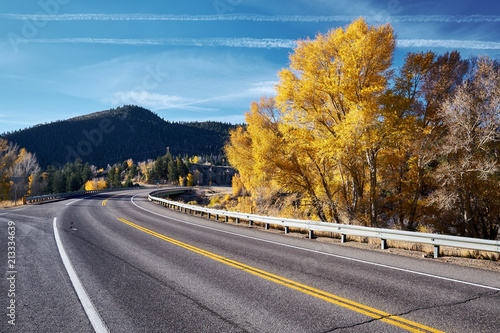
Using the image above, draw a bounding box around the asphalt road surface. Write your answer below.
[1,189,499,332]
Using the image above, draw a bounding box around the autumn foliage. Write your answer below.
[0,138,40,202]
[84,179,107,191]
[225,18,500,239]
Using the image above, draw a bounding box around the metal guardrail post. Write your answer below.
[434,245,440,259]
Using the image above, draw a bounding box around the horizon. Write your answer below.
[0,104,242,136]
[1,0,499,133]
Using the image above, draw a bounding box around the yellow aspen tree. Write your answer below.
[225,125,255,192]
[85,180,97,191]
[85,179,108,190]
[186,173,194,186]
[276,18,396,225]
[231,173,245,196]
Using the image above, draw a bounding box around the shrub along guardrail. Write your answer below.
[24,186,145,204]
[149,189,500,259]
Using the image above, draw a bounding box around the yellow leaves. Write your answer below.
[186,173,194,186]
[84,180,107,191]
[27,174,34,196]
[276,18,395,153]
[225,18,400,223]
[84,180,94,191]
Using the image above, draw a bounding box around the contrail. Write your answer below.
[398,39,500,50]
[29,37,298,48]
[27,37,500,50]
[1,13,500,23]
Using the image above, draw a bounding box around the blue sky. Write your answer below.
[1,0,499,134]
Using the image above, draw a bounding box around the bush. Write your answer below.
[208,195,221,207]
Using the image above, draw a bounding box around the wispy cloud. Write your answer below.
[28,37,297,48]
[112,91,188,106]
[26,37,500,50]
[397,39,500,50]
[1,13,500,23]
[110,91,214,111]
[246,81,278,95]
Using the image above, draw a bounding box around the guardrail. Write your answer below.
[149,189,500,258]
[25,186,145,204]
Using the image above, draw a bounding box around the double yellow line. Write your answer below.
[102,192,130,206]
[116,217,443,333]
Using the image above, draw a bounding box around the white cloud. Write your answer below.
[28,37,500,50]
[398,39,500,50]
[246,81,278,95]
[29,37,297,48]
[110,91,192,110]
[2,13,499,23]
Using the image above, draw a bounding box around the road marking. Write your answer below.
[117,217,443,333]
[0,208,26,216]
[131,193,500,292]
[102,192,130,206]
[53,217,109,333]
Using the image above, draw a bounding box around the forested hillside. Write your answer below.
[2,105,236,168]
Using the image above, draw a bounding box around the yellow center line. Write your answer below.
[102,192,131,206]
[116,217,444,333]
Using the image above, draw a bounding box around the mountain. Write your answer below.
[2,105,237,168]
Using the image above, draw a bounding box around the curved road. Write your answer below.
[1,189,499,332]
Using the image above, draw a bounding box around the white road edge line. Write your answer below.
[53,217,109,333]
[131,193,500,292]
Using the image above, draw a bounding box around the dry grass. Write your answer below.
[0,200,23,209]
[272,229,499,262]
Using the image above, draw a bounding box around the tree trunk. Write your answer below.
[366,149,378,227]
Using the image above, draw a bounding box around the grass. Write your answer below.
[0,200,23,209]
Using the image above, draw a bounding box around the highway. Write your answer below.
[1,189,499,332]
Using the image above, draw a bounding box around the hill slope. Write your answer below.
[2,105,236,168]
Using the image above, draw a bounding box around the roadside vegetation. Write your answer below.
[225,18,500,241]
